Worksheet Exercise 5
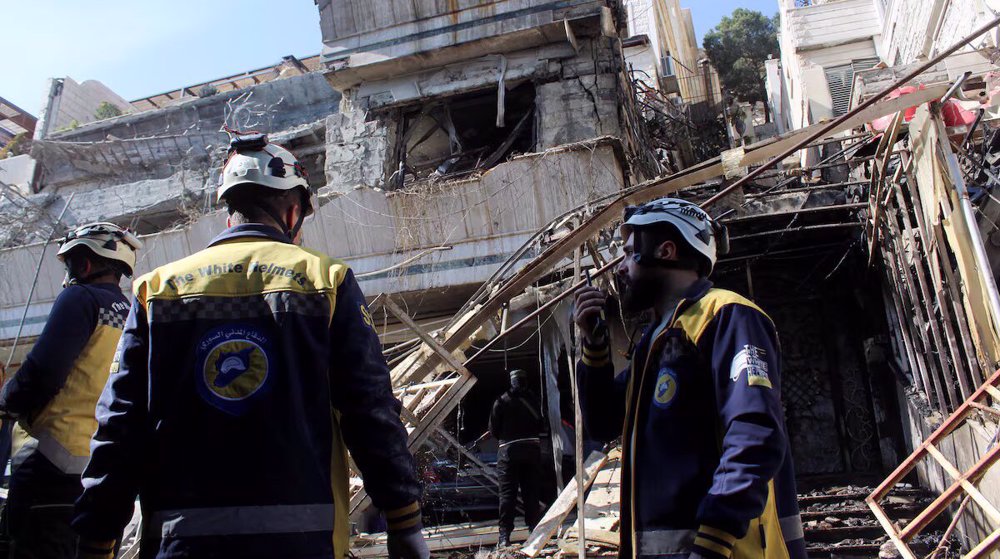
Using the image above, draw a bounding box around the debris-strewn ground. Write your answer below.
[424,482,965,558]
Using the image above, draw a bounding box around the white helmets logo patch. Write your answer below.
[730,344,772,388]
[197,324,273,414]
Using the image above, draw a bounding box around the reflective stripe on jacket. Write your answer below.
[579,279,806,559]
[0,283,128,474]
[72,224,421,559]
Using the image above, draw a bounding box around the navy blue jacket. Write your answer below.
[0,283,128,475]
[579,279,805,559]
[1,284,127,420]
[72,225,421,559]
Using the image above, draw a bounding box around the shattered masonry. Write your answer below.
[2,0,1000,557]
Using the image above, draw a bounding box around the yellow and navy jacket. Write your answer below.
[72,224,422,559]
[578,279,806,559]
[0,283,128,475]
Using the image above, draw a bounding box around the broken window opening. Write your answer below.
[386,83,536,190]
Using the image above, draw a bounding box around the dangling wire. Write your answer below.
[221,124,263,139]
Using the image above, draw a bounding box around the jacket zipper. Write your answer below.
[627,298,688,558]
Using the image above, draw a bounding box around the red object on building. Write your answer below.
[868,84,977,133]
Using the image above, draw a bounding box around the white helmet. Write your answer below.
[620,198,726,274]
[217,134,312,215]
[57,222,143,277]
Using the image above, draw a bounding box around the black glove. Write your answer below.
[387,530,430,559]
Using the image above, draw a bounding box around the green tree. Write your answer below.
[0,133,28,159]
[94,101,123,120]
[703,9,779,121]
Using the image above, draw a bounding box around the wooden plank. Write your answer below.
[896,151,979,401]
[564,527,620,548]
[521,451,609,558]
[868,368,1000,503]
[395,377,459,395]
[350,375,475,515]
[986,385,1000,403]
[866,111,905,265]
[572,250,586,559]
[968,401,1000,416]
[924,444,1000,525]
[405,84,951,395]
[352,523,531,557]
[866,498,918,559]
[349,297,482,516]
[885,194,960,409]
[965,527,1000,559]
[900,429,1000,539]
[881,226,948,410]
[433,426,499,483]
[582,457,621,533]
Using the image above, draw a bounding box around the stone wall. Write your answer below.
[536,73,620,149]
[323,111,393,193]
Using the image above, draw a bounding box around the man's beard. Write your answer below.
[617,272,658,314]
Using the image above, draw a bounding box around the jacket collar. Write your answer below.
[664,277,714,326]
[679,277,713,304]
[207,223,293,247]
[632,278,715,354]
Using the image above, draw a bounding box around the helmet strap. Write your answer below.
[235,189,310,242]
[247,200,295,240]
[287,190,310,241]
[64,266,116,288]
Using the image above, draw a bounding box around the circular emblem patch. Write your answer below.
[197,325,271,415]
[653,367,678,408]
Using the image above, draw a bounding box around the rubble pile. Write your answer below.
[802,483,960,558]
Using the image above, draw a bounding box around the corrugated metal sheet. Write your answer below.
[824,57,880,116]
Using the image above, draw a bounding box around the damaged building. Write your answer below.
[3,0,1000,558]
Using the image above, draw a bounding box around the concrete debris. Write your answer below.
[3,1,1000,558]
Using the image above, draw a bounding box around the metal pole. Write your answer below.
[464,255,625,366]
[5,194,75,369]
[940,125,1000,357]
[701,14,1000,209]
[571,247,585,559]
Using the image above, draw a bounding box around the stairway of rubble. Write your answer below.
[800,483,961,558]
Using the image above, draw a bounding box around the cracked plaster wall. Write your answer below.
[323,37,623,191]
[19,74,341,232]
[536,73,620,149]
[323,111,394,193]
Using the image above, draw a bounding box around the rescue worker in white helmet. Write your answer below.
[0,222,140,559]
[573,198,806,559]
[72,134,428,559]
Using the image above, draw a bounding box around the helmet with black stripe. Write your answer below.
[218,133,313,239]
[620,198,726,275]
[57,222,143,278]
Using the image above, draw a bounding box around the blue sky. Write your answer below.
[2,1,778,117]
